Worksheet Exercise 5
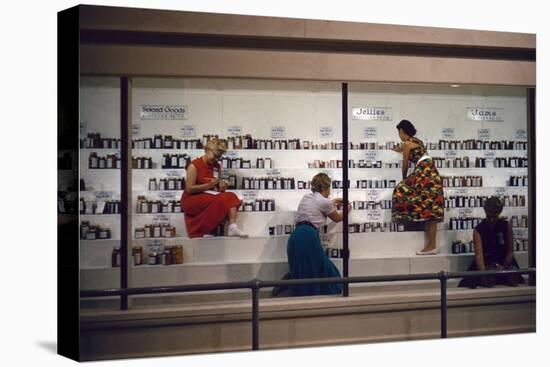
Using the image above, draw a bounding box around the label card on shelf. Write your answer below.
[180,125,196,138]
[94,191,113,200]
[242,191,258,200]
[444,151,457,159]
[132,124,141,137]
[365,150,378,160]
[442,128,455,139]
[477,128,491,140]
[80,121,87,136]
[515,128,527,140]
[458,208,473,218]
[320,126,334,138]
[513,228,527,238]
[158,192,177,199]
[227,126,242,136]
[166,170,183,177]
[270,126,285,138]
[483,151,496,158]
[266,169,282,176]
[467,108,504,122]
[366,190,380,201]
[224,151,238,159]
[153,214,171,223]
[146,240,164,253]
[495,187,507,196]
[352,107,392,121]
[453,188,467,195]
[366,209,384,222]
[363,127,378,139]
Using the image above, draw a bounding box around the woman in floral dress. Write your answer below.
[391,120,444,255]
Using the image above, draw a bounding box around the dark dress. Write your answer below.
[286,223,343,296]
[392,137,445,222]
[458,218,524,288]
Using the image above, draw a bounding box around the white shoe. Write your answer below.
[416,248,439,255]
[202,234,215,238]
[228,224,249,238]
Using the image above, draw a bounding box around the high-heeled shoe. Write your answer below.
[416,248,439,255]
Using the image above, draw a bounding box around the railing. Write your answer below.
[80,268,535,351]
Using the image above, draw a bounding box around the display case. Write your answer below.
[79,78,530,290]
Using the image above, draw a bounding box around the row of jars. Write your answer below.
[427,139,527,151]
[445,195,526,208]
[136,196,182,213]
[111,245,184,267]
[241,177,296,190]
[220,157,273,169]
[80,199,121,214]
[133,136,203,150]
[134,223,177,239]
[80,221,111,240]
[509,176,528,186]
[239,199,276,212]
[81,133,121,149]
[448,217,483,230]
[348,222,405,233]
[161,154,191,169]
[352,200,392,210]
[88,153,121,169]
[441,176,483,187]
[148,177,185,191]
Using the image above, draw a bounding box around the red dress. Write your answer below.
[181,157,241,238]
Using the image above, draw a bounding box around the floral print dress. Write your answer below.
[391,137,445,222]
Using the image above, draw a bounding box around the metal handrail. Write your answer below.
[80,268,536,350]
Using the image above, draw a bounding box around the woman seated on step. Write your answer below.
[180,137,248,238]
[284,173,351,296]
[458,196,524,288]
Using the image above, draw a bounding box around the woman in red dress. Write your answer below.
[181,138,248,238]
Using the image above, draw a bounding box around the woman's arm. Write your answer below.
[473,229,486,271]
[503,221,515,268]
[185,163,218,194]
[327,202,352,223]
[401,142,411,180]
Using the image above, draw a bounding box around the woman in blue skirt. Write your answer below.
[286,173,351,296]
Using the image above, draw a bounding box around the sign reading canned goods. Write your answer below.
[467,108,504,122]
[442,127,455,139]
[363,126,378,139]
[270,126,285,138]
[180,125,196,138]
[227,126,242,136]
[352,107,392,121]
[477,128,491,140]
[319,126,334,138]
[515,128,527,140]
[140,105,188,120]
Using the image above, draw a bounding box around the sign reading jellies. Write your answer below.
[352,107,393,121]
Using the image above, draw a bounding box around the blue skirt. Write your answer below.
[287,224,343,296]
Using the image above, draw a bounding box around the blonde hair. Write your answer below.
[205,137,227,155]
[311,173,331,193]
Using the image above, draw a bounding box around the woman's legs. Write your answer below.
[422,221,437,252]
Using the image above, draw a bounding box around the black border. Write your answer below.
[57,5,80,362]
